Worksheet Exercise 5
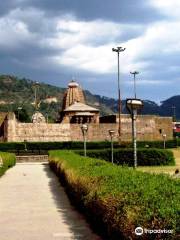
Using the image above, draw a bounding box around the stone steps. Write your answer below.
[16,155,48,163]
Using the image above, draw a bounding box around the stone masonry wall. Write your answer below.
[5,113,173,142]
[5,113,71,142]
[70,115,172,142]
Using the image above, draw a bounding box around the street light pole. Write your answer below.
[112,46,126,143]
[162,133,166,149]
[17,107,22,121]
[81,124,88,157]
[34,82,39,111]
[126,99,143,168]
[172,106,176,122]
[130,71,139,99]
[109,130,115,164]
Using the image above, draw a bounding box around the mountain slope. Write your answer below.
[0,75,178,122]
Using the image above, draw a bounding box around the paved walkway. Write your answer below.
[0,163,101,240]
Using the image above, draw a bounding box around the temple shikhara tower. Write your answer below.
[59,80,99,123]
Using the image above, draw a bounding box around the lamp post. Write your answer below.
[24,140,27,152]
[176,136,178,148]
[126,98,143,168]
[81,124,88,157]
[109,130,115,164]
[17,107,22,121]
[172,106,176,122]
[112,46,126,143]
[46,112,49,123]
[34,81,40,111]
[130,71,139,99]
[162,133,166,149]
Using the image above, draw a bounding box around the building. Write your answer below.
[0,80,173,142]
[59,80,99,124]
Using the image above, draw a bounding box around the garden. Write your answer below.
[49,150,180,240]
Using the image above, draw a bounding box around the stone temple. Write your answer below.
[59,80,99,124]
[0,80,173,142]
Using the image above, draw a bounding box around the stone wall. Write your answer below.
[5,113,71,142]
[4,113,173,142]
[70,115,172,142]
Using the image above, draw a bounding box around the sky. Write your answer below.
[0,0,179,103]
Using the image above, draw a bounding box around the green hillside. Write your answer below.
[0,75,178,122]
[0,75,115,122]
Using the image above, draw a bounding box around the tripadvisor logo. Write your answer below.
[135,227,143,236]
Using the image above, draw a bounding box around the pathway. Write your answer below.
[0,163,101,240]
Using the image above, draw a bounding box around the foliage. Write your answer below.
[0,152,16,177]
[0,74,180,119]
[0,141,121,153]
[14,108,31,122]
[49,150,180,239]
[78,148,175,166]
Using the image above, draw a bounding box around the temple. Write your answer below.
[59,80,99,124]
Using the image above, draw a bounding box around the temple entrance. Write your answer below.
[70,115,94,124]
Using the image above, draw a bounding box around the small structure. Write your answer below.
[59,80,99,123]
[32,111,46,123]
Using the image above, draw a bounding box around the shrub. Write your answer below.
[0,152,16,177]
[78,148,175,166]
[49,150,180,240]
[0,139,178,154]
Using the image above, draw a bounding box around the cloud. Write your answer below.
[21,0,163,24]
[0,0,179,102]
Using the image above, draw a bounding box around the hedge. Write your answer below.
[0,139,179,153]
[78,148,175,166]
[49,150,180,240]
[0,152,16,177]
[0,141,122,153]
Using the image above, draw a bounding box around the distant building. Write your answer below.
[43,97,58,104]
[59,80,99,123]
[0,80,173,142]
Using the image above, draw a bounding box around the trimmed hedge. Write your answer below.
[0,152,16,177]
[0,139,179,153]
[78,148,175,166]
[0,141,122,154]
[49,150,180,240]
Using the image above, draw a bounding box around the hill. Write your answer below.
[0,75,178,122]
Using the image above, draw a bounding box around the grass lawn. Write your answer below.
[137,148,180,175]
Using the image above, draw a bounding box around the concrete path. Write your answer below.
[0,163,101,240]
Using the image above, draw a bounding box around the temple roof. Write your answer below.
[64,102,99,112]
[62,80,85,110]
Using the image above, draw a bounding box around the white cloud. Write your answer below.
[151,0,180,19]
[0,2,180,88]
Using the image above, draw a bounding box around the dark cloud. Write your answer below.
[27,0,163,23]
[0,0,164,23]
[0,0,178,102]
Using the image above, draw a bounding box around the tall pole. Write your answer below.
[112,47,126,143]
[84,133,87,157]
[132,110,137,168]
[172,106,176,122]
[34,82,39,111]
[111,136,114,164]
[81,124,88,157]
[130,71,139,99]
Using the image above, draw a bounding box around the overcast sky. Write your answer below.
[0,0,179,102]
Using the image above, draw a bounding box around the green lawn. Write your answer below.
[137,148,180,175]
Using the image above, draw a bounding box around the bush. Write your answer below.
[0,141,122,153]
[0,152,16,177]
[78,148,175,166]
[49,150,180,240]
[0,139,179,154]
